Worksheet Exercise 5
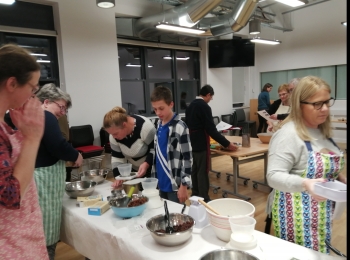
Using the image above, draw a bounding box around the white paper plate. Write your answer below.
[314,180,346,202]
[115,172,137,181]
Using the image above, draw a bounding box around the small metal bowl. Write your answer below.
[146,213,195,246]
[65,181,97,198]
[80,169,110,184]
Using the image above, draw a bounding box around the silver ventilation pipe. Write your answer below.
[134,0,222,39]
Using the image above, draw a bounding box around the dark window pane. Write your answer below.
[120,81,145,115]
[149,82,174,114]
[176,51,198,80]
[147,48,172,79]
[118,46,142,80]
[178,81,198,112]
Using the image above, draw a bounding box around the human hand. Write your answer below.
[177,185,188,203]
[302,178,327,202]
[337,174,347,184]
[10,96,44,141]
[74,153,83,167]
[226,142,239,151]
[111,180,123,189]
[270,114,278,120]
[136,162,149,178]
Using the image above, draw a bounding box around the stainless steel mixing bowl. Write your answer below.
[79,169,110,184]
[199,249,259,260]
[65,181,97,198]
[146,213,195,246]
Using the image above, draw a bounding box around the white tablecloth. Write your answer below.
[60,181,343,260]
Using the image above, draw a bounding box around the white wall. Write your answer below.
[23,0,346,143]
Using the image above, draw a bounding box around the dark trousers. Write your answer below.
[191,150,210,202]
[47,243,57,260]
[159,190,179,203]
[66,167,73,182]
[257,114,268,133]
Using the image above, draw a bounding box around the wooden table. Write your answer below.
[210,136,270,201]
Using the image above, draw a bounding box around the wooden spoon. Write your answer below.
[198,199,221,215]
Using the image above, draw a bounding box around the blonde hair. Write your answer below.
[278,83,289,93]
[103,106,128,129]
[279,76,332,141]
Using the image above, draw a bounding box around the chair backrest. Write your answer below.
[70,125,94,148]
[231,111,238,127]
[181,116,186,124]
[221,114,233,125]
[99,127,109,147]
[212,116,220,125]
[235,109,246,123]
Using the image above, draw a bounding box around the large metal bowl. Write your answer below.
[109,194,148,218]
[80,169,110,184]
[65,181,97,198]
[199,249,259,260]
[146,213,195,246]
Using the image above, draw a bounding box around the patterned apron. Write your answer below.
[34,160,66,246]
[272,139,345,254]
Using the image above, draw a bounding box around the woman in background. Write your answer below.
[267,83,290,133]
[0,44,48,259]
[103,106,156,188]
[34,83,83,260]
[266,76,346,254]
[257,83,273,133]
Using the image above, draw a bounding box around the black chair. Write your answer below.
[69,125,104,159]
[213,116,220,125]
[234,109,257,137]
[221,114,240,136]
[181,116,186,124]
[99,127,111,154]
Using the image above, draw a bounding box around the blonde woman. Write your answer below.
[103,106,156,187]
[266,76,346,254]
[266,83,290,133]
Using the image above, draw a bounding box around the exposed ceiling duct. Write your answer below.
[134,0,259,40]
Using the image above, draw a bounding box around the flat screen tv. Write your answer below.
[208,39,255,68]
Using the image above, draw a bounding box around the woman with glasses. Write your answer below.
[266,76,346,254]
[0,44,48,259]
[34,83,83,260]
[266,83,291,133]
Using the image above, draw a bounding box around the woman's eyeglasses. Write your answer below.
[300,97,335,110]
[52,101,68,113]
[278,93,288,97]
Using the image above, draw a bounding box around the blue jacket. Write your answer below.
[258,91,271,111]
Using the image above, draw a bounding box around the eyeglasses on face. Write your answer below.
[28,82,40,94]
[300,97,335,110]
[278,93,288,97]
[52,101,68,113]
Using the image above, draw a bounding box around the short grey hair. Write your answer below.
[36,83,72,108]
[289,78,300,88]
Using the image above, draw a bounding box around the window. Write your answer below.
[118,44,200,116]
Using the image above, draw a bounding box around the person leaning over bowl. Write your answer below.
[266,76,346,254]
[34,83,83,260]
[103,106,156,188]
[0,44,48,259]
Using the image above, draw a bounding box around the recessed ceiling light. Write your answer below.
[96,0,115,8]
[341,21,347,26]
[250,37,281,45]
[0,0,15,5]
[275,0,306,7]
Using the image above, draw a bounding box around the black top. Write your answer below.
[4,112,16,129]
[185,98,230,152]
[268,99,289,121]
[35,110,79,168]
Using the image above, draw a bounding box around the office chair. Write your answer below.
[234,109,257,137]
[99,127,111,154]
[212,116,220,125]
[69,125,104,159]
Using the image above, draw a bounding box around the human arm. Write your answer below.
[177,184,188,203]
[178,122,192,197]
[58,115,69,141]
[8,97,44,200]
[267,99,281,116]
[277,113,289,120]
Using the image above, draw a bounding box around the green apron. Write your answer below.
[34,160,66,246]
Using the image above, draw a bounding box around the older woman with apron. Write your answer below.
[34,84,83,260]
[266,76,346,254]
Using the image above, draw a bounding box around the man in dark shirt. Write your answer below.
[185,85,238,202]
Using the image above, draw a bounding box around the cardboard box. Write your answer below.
[76,195,103,207]
[88,201,110,216]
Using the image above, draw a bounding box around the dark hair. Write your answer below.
[199,84,214,96]
[181,92,187,98]
[150,86,173,105]
[262,83,273,92]
[0,44,40,87]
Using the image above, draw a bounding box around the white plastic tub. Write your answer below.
[314,180,346,202]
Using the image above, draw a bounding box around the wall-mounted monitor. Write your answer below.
[208,38,255,68]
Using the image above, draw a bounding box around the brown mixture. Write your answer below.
[155,220,194,233]
[127,197,147,207]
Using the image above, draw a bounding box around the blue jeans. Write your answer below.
[159,190,179,204]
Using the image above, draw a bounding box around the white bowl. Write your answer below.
[117,163,132,177]
[206,199,255,242]
[314,180,346,202]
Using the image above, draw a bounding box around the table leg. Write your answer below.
[252,152,270,189]
[222,157,251,201]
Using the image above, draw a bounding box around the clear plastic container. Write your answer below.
[117,163,132,177]
[141,177,158,190]
[229,216,256,243]
[314,180,346,202]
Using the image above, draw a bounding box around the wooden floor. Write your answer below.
[55,143,347,259]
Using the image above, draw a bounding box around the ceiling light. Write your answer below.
[31,53,48,57]
[341,22,347,26]
[125,63,141,67]
[249,19,261,35]
[96,0,115,8]
[155,23,205,35]
[37,60,51,63]
[250,37,281,45]
[275,0,306,7]
[0,0,15,5]
[148,64,153,68]
[162,56,190,60]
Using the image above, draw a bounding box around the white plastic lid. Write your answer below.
[230,233,257,250]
